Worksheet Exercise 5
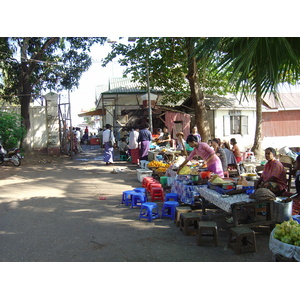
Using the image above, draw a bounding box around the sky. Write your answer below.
[66,41,127,126]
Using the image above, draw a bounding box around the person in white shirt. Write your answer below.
[102,124,115,165]
[128,125,140,164]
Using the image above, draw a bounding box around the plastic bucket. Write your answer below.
[160,176,168,186]
[274,200,293,223]
[191,175,199,182]
[200,171,212,179]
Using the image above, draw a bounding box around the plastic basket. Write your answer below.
[136,169,153,182]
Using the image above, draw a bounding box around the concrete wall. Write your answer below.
[1,92,60,154]
[213,109,256,151]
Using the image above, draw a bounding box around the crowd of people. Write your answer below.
[100,123,246,179]
[78,123,300,214]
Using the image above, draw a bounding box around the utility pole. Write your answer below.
[146,57,153,132]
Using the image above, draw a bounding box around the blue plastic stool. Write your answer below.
[122,190,138,206]
[161,201,180,220]
[165,193,179,202]
[134,187,148,201]
[139,202,159,222]
[131,193,147,208]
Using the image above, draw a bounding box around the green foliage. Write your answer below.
[102,37,234,105]
[0,37,107,103]
[195,37,300,99]
[0,111,26,148]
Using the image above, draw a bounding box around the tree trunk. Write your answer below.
[185,38,211,142]
[251,84,263,158]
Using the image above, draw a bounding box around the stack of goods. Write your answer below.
[147,160,170,176]
[208,175,236,194]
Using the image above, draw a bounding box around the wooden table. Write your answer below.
[200,187,276,227]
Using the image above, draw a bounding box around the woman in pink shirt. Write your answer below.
[178,135,224,177]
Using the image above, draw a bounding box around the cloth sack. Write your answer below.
[249,187,276,201]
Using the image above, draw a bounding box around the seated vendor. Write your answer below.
[175,132,186,151]
[157,126,171,147]
[255,147,287,196]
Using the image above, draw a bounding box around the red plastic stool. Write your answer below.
[146,179,159,192]
[149,182,163,194]
[150,187,164,202]
[142,177,155,188]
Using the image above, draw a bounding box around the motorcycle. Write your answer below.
[0,144,22,166]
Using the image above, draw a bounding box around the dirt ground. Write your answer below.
[0,145,276,262]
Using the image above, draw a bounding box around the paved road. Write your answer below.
[0,146,274,262]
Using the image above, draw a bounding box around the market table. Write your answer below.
[171,180,206,205]
[200,187,276,227]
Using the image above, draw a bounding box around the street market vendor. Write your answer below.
[177,135,224,177]
[255,147,287,196]
[157,126,171,147]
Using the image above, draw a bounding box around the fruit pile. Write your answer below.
[156,167,168,173]
[148,161,170,168]
[273,219,300,246]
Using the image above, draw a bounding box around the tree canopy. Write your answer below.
[102,37,235,104]
[0,37,106,134]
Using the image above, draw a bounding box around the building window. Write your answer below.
[223,114,248,135]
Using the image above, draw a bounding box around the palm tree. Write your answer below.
[196,37,300,157]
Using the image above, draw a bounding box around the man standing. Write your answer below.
[138,123,152,161]
[102,124,115,165]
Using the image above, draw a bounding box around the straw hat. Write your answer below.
[176,132,184,138]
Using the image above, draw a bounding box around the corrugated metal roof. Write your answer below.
[103,77,163,94]
[263,93,300,110]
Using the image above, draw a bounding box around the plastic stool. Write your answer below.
[134,187,148,201]
[139,202,159,222]
[149,182,162,194]
[161,201,179,220]
[122,190,138,206]
[131,193,147,208]
[120,155,128,161]
[140,160,149,169]
[228,227,257,255]
[146,179,159,192]
[150,187,165,202]
[142,177,153,188]
[174,206,191,227]
[160,176,168,186]
[180,212,201,235]
[165,193,179,202]
[197,221,218,246]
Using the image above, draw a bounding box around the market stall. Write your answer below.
[171,179,206,204]
[200,187,276,227]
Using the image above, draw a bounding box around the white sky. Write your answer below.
[67,41,127,126]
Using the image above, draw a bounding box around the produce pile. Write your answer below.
[148,161,170,168]
[273,219,300,246]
